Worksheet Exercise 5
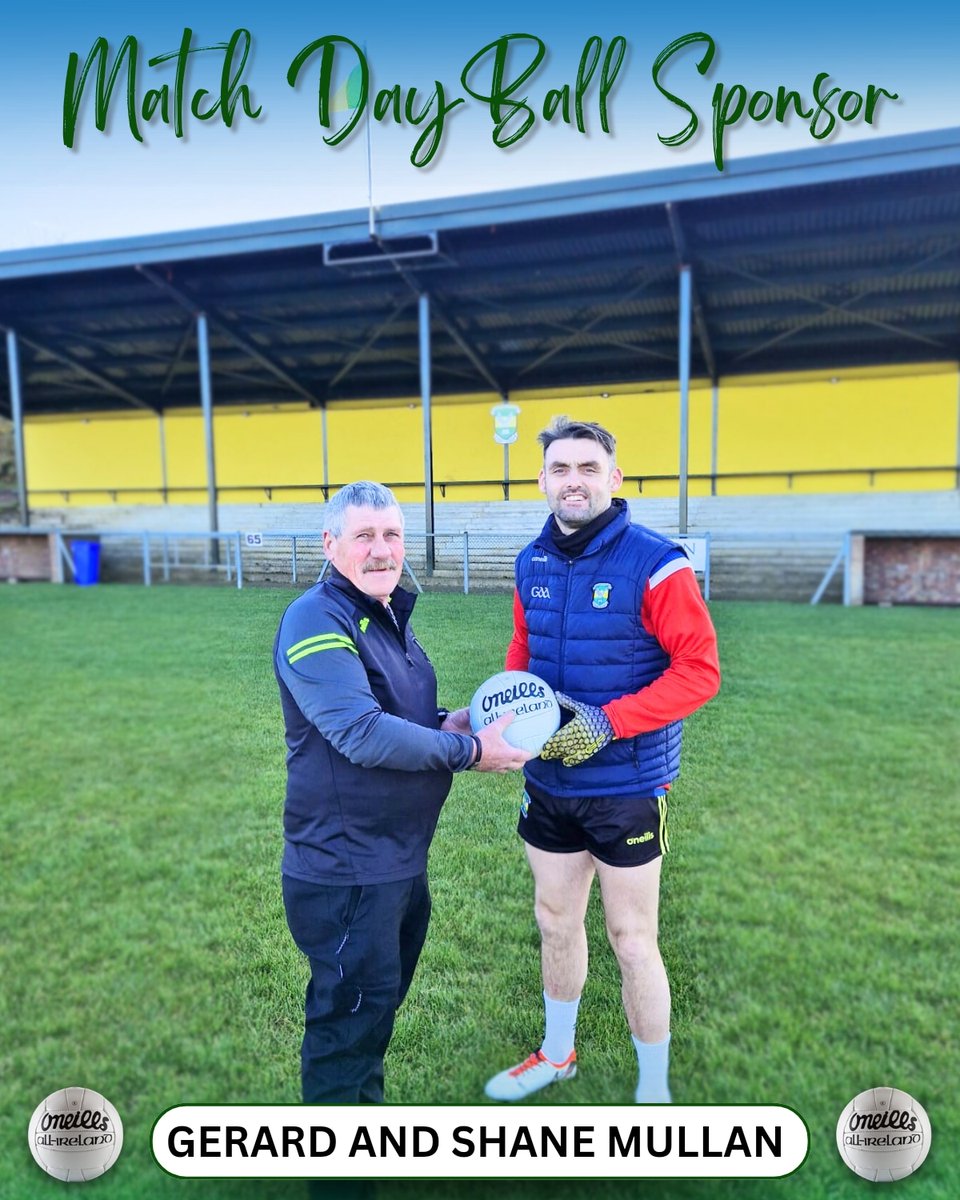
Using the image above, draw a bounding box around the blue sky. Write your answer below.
[1,1,957,250]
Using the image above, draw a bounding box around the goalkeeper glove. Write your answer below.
[539,692,615,766]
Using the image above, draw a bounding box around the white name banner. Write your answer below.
[153,1105,807,1179]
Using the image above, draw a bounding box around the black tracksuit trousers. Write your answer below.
[282,872,431,1105]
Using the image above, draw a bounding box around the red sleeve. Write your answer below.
[602,564,720,738]
[505,588,530,670]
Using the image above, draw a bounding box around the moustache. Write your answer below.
[363,559,399,572]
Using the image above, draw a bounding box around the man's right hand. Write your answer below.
[472,712,533,773]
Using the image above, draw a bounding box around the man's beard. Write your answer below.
[555,493,599,527]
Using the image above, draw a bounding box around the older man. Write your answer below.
[485,417,720,1105]
[276,480,527,1105]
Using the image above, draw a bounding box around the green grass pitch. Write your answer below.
[0,585,957,1200]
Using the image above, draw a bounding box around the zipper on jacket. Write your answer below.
[371,600,415,665]
[399,627,415,667]
[559,557,574,691]
[399,622,414,667]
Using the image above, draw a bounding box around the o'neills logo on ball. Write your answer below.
[481,680,546,711]
[848,1109,918,1133]
[38,1108,112,1134]
[28,1087,124,1183]
[836,1087,930,1183]
[469,670,561,753]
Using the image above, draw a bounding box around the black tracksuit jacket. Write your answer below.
[274,568,475,885]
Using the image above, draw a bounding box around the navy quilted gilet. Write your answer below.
[516,506,683,797]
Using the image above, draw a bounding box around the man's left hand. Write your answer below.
[539,692,615,766]
[440,707,472,734]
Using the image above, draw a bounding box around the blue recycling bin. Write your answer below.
[71,539,101,586]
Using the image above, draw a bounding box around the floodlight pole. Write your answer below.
[5,330,29,528]
[196,312,219,562]
[678,265,692,536]
[419,292,435,573]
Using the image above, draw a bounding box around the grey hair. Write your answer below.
[537,415,617,460]
[323,481,404,536]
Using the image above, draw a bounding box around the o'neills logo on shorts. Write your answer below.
[482,681,546,711]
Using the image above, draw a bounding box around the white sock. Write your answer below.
[541,992,580,1064]
[633,1033,671,1103]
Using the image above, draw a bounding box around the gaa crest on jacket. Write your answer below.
[591,581,612,609]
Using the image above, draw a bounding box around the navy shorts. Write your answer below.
[518,781,669,867]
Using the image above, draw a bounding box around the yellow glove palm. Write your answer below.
[539,692,615,766]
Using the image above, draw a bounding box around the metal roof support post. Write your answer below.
[5,330,29,527]
[678,265,692,536]
[320,405,329,494]
[501,392,511,502]
[710,382,719,497]
[158,413,169,504]
[956,372,960,490]
[196,312,219,562]
[419,292,435,574]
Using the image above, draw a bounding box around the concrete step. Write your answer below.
[27,488,958,603]
[28,488,960,540]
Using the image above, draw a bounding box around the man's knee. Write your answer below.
[606,923,660,972]
[534,891,583,941]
